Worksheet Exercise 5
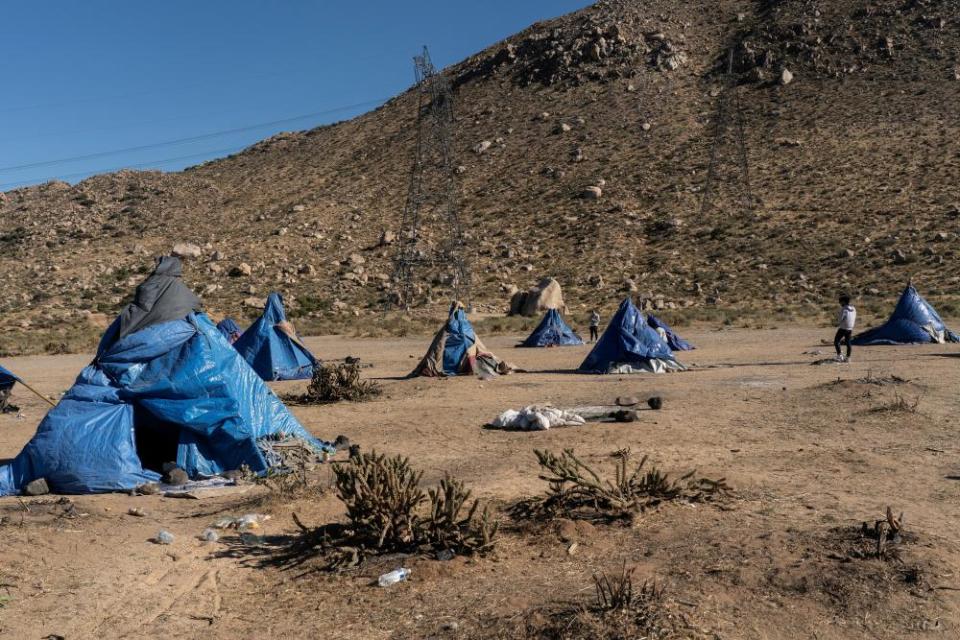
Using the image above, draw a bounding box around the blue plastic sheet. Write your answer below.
[519,309,583,347]
[233,293,316,380]
[646,313,695,351]
[0,314,333,495]
[442,305,477,375]
[578,299,677,373]
[216,317,242,344]
[0,364,19,390]
[852,285,960,345]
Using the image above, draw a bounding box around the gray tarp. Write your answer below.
[117,256,202,342]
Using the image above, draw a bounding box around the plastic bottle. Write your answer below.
[378,568,411,587]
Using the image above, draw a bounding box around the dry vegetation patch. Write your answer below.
[511,448,731,523]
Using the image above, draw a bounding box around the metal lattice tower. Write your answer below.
[700,48,755,217]
[390,46,470,310]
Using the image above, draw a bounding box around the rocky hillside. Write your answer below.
[2,0,959,353]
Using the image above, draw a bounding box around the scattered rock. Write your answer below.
[780,68,794,85]
[581,186,603,200]
[23,477,50,496]
[473,140,493,155]
[230,263,252,277]
[163,467,189,485]
[171,243,202,259]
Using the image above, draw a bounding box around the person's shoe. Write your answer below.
[834,354,846,363]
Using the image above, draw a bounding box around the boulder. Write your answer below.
[581,186,603,200]
[230,263,252,277]
[508,277,567,317]
[780,68,794,85]
[474,140,492,155]
[23,477,50,496]
[171,243,202,259]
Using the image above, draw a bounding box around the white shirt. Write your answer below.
[837,305,856,330]
[590,313,600,327]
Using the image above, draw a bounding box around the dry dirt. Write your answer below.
[2,326,960,639]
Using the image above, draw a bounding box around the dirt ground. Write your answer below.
[2,326,959,639]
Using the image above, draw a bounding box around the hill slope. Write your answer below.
[2,0,959,352]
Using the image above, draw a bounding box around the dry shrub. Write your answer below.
[872,391,922,414]
[515,448,730,522]
[289,361,382,404]
[497,567,681,640]
[293,451,498,569]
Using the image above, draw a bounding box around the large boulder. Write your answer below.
[509,277,567,317]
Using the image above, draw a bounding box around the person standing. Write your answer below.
[589,310,600,342]
[834,294,856,362]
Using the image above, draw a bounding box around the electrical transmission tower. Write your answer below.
[700,48,755,217]
[390,46,470,310]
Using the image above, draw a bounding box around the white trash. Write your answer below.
[378,568,410,587]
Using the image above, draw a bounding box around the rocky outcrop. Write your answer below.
[509,277,567,317]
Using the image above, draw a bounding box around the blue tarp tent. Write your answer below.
[852,285,960,346]
[0,314,334,496]
[217,317,242,344]
[0,364,18,390]
[519,308,584,347]
[412,302,511,377]
[0,364,19,411]
[234,293,316,381]
[578,298,684,374]
[0,258,334,496]
[646,313,694,351]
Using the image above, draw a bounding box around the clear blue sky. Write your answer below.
[0,1,591,190]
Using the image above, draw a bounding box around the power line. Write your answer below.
[0,145,246,190]
[0,97,388,174]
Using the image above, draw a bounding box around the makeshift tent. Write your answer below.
[852,285,960,346]
[234,293,317,381]
[0,364,19,412]
[578,298,684,374]
[519,308,584,347]
[0,258,334,496]
[646,313,694,351]
[217,318,242,344]
[411,302,513,377]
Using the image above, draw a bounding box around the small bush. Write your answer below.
[287,361,382,404]
[293,451,498,569]
[515,448,730,521]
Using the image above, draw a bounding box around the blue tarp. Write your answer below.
[234,293,316,381]
[442,304,477,375]
[852,285,959,346]
[519,308,584,347]
[578,298,678,373]
[217,318,242,344]
[0,364,19,390]
[646,313,694,351]
[0,314,334,496]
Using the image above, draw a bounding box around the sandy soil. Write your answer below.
[1,326,959,639]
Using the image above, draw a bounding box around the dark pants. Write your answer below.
[834,329,852,358]
[590,326,599,341]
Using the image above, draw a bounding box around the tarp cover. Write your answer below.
[646,313,695,351]
[0,364,19,390]
[519,308,584,347]
[578,298,681,374]
[234,293,316,381]
[217,318,242,344]
[411,302,511,377]
[112,256,202,346]
[0,313,334,496]
[852,285,960,346]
